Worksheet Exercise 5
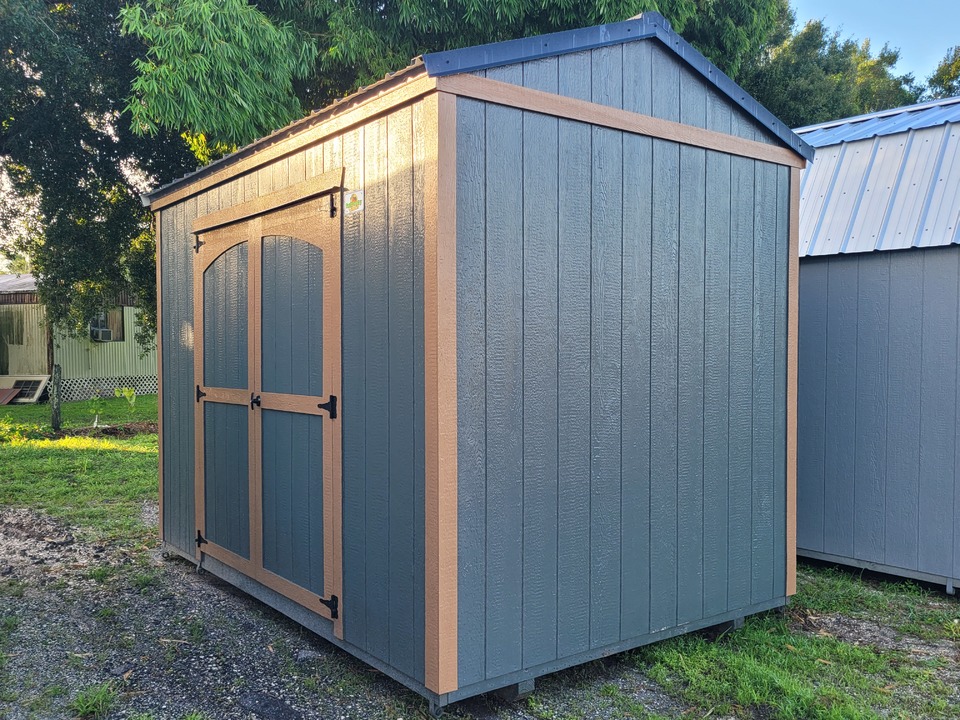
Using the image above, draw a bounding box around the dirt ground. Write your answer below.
[0,506,688,720]
[1,506,958,720]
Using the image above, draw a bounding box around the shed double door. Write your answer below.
[192,196,342,637]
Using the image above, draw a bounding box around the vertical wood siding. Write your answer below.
[455,63,790,685]
[798,247,960,583]
[159,103,427,682]
[480,39,779,147]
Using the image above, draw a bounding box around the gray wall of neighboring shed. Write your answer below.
[798,247,960,584]
[158,100,427,684]
[454,49,791,688]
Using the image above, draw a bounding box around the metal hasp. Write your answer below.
[318,594,339,619]
[195,530,208,547]
[317,395,337,419]
[250,393,261,409]
[329,193,338,218]
[193,235,204,254]
[195,385,206,403]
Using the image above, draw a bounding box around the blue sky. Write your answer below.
[791,0,958,83]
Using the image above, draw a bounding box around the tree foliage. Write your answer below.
[928,46,960,99]
[0,0,195,345]
[740,19,921,128]
[121,0,797,147]
[120,0,317,147]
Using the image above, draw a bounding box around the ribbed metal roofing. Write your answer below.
[0,274,36,293]
[796,98,960,256]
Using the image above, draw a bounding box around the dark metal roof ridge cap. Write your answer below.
[422,13,668,76]
[141,60,427,206]
[422,12,812,161]
[795,95,960,135]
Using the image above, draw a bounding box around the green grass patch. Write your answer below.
[795,565,960,641]
[68,681,116,719]
[0,432,158,543]
[0,394,157,432]
[634,568,956,720]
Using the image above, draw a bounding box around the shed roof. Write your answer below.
[796,96,960,256]
[143,12,811,206]
[0,273,36,293]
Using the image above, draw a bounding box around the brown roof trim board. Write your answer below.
[142,12,811,210]
[0,292,39,305]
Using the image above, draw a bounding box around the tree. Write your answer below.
[739,20,921,128]
[120,0,792,148]
[928,46,960,99]
[0,0,195,345]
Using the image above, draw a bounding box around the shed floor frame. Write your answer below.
[799,549,958,595]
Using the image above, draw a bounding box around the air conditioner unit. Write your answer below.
[90,327,112,342]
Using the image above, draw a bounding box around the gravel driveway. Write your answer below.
[0,506,685,720]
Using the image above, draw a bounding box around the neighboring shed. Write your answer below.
[796,96,960,593]
[145,13,810,711]
[0,273,157,402]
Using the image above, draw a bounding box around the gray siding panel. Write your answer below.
[797,261,828,552]
[918,250,958,577]
[727,156,754,610]
[677,142,706,624]
[555,48,593,660]
[484,62,525,679]
[161,200,197,554]
[590,123,623,648]
[823,259,858,559]
[456,97,488,688]
[702,150,732,617]
[456,82,790,681]
[649,138,680,632]
[619,129,653,640]
[521,57,560,670]
[798,246,960,587]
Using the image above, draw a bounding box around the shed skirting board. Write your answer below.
[798,549,958,595]
[164,542,785,709]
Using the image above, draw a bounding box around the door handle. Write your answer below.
[318,395,337,419]
[250,393,261,409]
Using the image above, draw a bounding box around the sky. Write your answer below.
[791,0,958,83]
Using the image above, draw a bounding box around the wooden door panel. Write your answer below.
[261,236,324,396]
[203,401,250,559]
[202,242,248,389]
[261,409,325,594]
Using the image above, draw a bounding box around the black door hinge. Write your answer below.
[193,235,204,253]
[250,393,261,409]
[319,594,339,619]
[196,385,206,403]
[329,193,337,218]
[317,394,337,419]
[196,530,208,547]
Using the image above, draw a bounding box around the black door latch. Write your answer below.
[196,385,206,403]
[317,395,337,419]
[250,393,261,409]
[319,594,339,619]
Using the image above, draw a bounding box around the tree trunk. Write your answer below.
[50,364,62,432]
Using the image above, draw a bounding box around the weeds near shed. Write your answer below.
[68,681,116,718]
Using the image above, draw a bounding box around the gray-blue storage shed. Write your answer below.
[796,96,960,593]
[146,12,811,711]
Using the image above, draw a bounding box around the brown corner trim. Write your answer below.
[155,211,164,543]
[424,91,459,695]
[786,167,800,596]
[192,168,344,234]
[436,74,806,169]
[149,74,437,212]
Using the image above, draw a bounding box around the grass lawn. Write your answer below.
[0,395,158,545]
